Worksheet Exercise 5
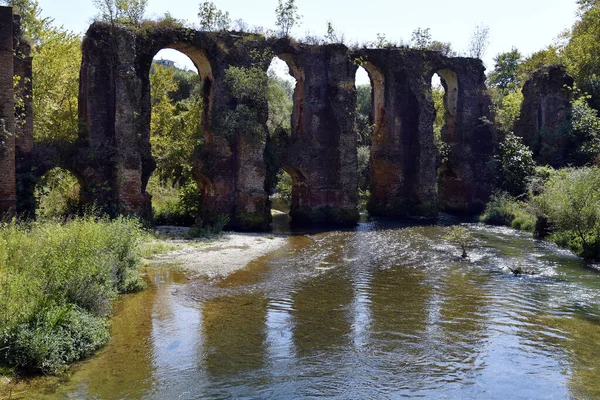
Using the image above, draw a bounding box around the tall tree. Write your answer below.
[564,0,600,110]
[467,24,490,59]
[488,48,522,91]
[0,0,52,44]
[275,0,301,38]
[92,0,147,25]
[198,1,230,31]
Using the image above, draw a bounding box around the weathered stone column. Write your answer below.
[436,59,496,213]
[280,44,359,225]
[360,49,438,217]
[13,14,33,153]
[0,6,17,215]
[514,65,574,167]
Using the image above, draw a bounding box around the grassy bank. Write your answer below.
[0,216,148,375]
[481,167,600,261]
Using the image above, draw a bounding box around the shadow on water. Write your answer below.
[11,218,600,399]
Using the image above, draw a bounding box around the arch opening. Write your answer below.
[355,65,373,213]
[34,167,82,219]
[147,49,211,226]
[265,55,302,221]
[432,69,460,209]
[357,62,385,214]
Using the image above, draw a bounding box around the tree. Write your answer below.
[150,64,203,184]
[517,46,565,82]
[467,24,490,59]
[1,0,52,44]
[411,27,431,50]
[92,0,147,25]
[488,48,522,91]
[564,0,600,110]
[198,1,231,31]
[411,27,454,56]
[275,0,301,38]
[495,133,536,196]
[32,28,81,143]
[325,21,338,44]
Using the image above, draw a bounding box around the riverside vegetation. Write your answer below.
[0,216,148,374]
[2,0,600,378]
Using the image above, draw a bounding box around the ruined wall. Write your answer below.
[10,18,498,227]
[275,42,359,224]
[514,65,574,167]
[0,7,18,215]
[354,49,496,215]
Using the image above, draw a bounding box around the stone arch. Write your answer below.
[137,41,217,221]
[360,61,385,144]
[273,52,304,140]
[33,166,85,218]
[280,165,311,219]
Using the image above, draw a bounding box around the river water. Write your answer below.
[13,218,600,399]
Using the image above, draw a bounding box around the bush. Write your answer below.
[151,178,203,226]
[494,133,536,196]
[0,216,147,374]
[0,306,109,374]
[480,191,536,232]
[534,167,600,259]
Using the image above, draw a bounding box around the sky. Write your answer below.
[37,0,579,84]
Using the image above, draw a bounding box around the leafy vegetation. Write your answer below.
[0,216,147,374]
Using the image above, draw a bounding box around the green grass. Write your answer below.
[0,216,148,374]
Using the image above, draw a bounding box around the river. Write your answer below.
[11,218,600,399]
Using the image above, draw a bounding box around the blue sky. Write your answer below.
[37,0,579,83]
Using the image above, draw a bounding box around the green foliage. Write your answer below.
[150,63,203,185]
[275,0,301,38]
[410,27,454,56]
[517,46,565,82]
[431,84,445,138]
[494,133,536,196]
[275,170,293,207]
[535,167,600,259]
[1,0,52,45]
[267,75,294,136]
[571,95,600,163]
[0,216,147,373]
[34,168,81,218]
[564,1,600,110]
[357,145,370,191]
[0,305,109,375]
[488,48,523,91]
[356,84,372,146]
[444,226,473,258]
[494,88,524,132]
[150,177,203,227]
[198,1,230,31]
[31,28,81,143]
[480,191,536,231]
[219,51,276,142]
[93,0,147,25]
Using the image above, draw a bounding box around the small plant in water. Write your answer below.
[445,226,473,258]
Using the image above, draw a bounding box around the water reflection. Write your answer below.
[16,222,600,399]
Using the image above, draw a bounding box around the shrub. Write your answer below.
[494,133,536,196]
[0,216,147,373]
[534,167,600,259]
[480,191,536,232]
[0,306,109,374]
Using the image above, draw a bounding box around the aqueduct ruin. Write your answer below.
[0,7,498,230]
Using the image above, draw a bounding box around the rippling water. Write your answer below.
[14,219,600,399]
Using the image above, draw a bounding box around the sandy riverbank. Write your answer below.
[145,228,288,279]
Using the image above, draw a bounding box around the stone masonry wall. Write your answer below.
[0,7,17,215]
